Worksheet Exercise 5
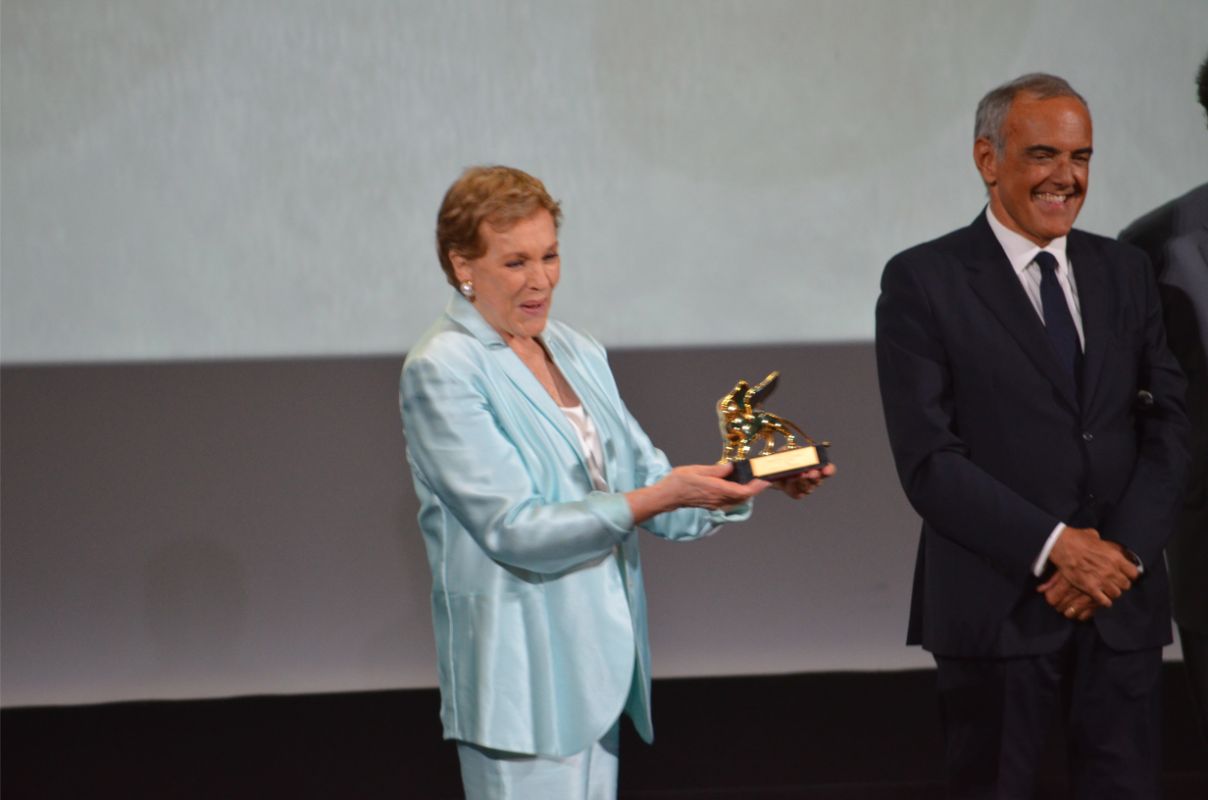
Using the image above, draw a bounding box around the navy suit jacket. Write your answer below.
[875,212,1190,658]
[1122,183,1208,633]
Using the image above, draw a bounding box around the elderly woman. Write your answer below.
[400,165,831,798]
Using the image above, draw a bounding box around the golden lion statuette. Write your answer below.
[716,371,830,483]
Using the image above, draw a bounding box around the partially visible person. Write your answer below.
[400,165,834,799]
[1119,52,1208,753]
[876,74,1190,797]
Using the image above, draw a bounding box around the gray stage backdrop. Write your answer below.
[2,1,1205,707]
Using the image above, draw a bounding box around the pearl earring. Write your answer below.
[459,280,474,300]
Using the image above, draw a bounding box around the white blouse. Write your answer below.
[560,404,608,491]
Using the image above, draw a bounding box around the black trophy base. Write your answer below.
[727,444,829,483]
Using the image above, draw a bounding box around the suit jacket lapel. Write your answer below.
[544,329,621,489]
[444,292,590,473]
[964,215,1080,410]
[1069,232,1110,407]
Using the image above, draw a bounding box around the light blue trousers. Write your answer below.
[456,719,621,800]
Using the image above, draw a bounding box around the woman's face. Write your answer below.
[452,209,560,343]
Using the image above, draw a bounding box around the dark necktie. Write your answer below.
[1034,250,1081,378]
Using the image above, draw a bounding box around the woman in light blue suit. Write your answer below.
[400,166,832,798]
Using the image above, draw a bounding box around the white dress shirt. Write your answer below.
[984,207,1084,576]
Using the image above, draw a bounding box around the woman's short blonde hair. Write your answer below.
[435,166,562,287]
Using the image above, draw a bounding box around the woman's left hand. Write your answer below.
[773,463,837,499]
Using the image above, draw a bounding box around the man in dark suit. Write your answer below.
[876,73,1190,797]
[1119,53,1208,753]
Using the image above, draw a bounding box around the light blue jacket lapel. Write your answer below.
[445,293,597,486]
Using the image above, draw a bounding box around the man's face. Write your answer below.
[974,94,1093,246]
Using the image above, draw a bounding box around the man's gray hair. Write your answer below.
[974,73,1088,152]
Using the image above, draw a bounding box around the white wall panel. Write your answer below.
[4,0,1206,362]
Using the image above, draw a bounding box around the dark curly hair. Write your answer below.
[1198,52,1208,127]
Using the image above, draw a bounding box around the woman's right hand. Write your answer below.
[625,463,770,524]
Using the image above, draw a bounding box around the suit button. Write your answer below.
[1082,432,1094,442]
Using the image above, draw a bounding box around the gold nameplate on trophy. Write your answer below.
[716,371,830,483]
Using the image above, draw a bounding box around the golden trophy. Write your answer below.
[717,371,830,483]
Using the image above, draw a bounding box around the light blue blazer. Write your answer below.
[400,292,748,757]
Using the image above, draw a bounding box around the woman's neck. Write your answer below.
[508,335,579,408]
[507,333,545,363]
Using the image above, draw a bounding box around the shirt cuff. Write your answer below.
[588,491,636,541]
[710,500,754,524]
[1032,522,1066,576]
[1124,548,1145,574]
